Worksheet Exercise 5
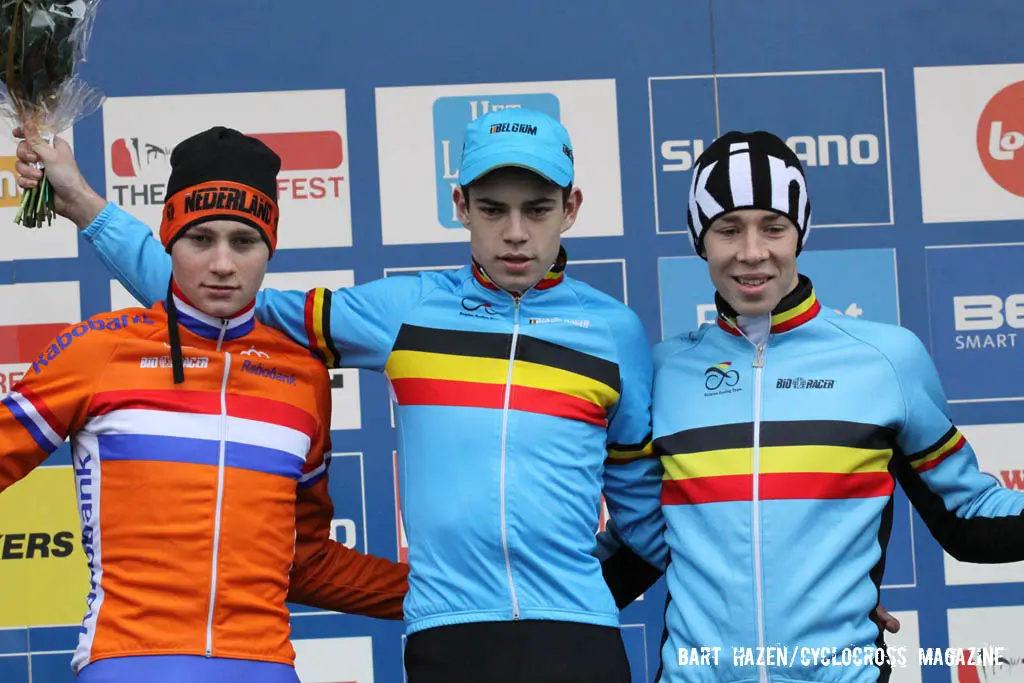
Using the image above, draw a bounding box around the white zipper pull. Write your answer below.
[216,318,229,352]
[753,345,766,368]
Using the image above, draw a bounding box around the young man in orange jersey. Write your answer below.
[0,127,408,683]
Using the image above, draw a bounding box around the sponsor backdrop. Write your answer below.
[0,2,1022,682]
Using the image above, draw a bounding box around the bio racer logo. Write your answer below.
[432,93,560,228]
[978,80,1024,198]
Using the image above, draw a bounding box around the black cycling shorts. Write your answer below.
[404,619,632,683]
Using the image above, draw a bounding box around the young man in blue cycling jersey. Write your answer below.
[646,131,1024,683]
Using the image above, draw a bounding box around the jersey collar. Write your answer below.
[716,274,821,337]
[472,246,568,295]
[168,280,256,341]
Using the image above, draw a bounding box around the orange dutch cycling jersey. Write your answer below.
[0,294,407,673]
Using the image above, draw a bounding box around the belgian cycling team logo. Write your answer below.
[704,361,741,396]
[459,297,502,320]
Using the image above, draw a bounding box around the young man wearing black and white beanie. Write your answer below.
[642,130,1024,682]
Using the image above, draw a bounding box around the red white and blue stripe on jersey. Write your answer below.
[2,387,67,454]
[84,389,320,484]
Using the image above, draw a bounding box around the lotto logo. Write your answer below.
[977,80,1024,197]
[915,64,1024,223]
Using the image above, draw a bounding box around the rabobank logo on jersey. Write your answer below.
[432,94,561,228]
[925,243,1024,403]
[650,69,893,239]
[658,248,900,340]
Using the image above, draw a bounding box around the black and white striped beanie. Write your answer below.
[687,131,812,258]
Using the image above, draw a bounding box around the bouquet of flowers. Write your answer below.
[0,0,102,227]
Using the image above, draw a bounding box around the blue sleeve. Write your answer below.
[893,329,1024,519]
[600,307,667,571]
[81,202,172,306]
[82,202,428,371]
[887,327,1024,563]
[256,275,428,371]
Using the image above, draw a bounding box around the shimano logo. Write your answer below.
[661,134,880,172]
[241,360,296,386]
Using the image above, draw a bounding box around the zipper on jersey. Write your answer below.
[751,343,768,683]
[484,263,550,621]
[205,350,232,656]
[216,318,229,351]
[499,294,522,620]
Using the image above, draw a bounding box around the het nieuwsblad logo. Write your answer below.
[978,79,1024,198]
[109,131,344,207]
